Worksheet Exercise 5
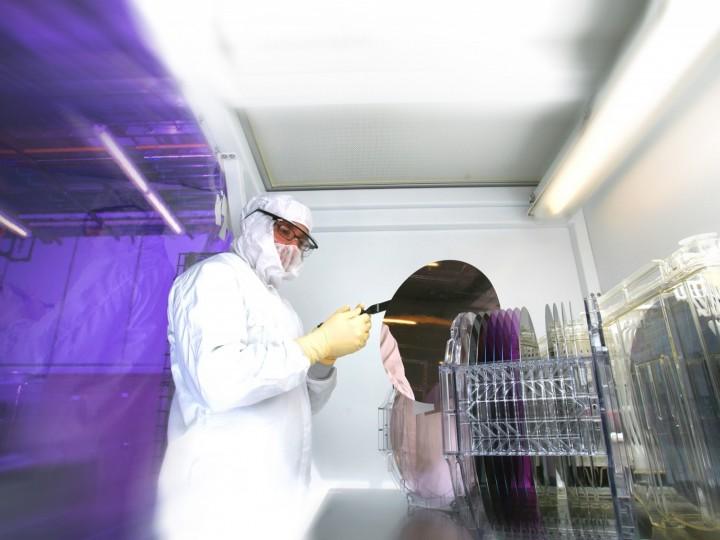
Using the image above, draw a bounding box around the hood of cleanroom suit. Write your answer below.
[155,195,335,540]
[232,194,313,288]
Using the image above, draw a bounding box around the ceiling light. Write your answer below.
[98,130,185,235]
[0,210,30,238]
[531,1,720,217]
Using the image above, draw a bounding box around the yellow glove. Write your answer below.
[307,305,347,366]
[296,305,371,364]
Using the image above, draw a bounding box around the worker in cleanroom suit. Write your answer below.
[155,194,371,540]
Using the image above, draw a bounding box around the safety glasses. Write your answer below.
[246,208,319,254]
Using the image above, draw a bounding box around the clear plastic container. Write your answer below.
[439,307,636,538]
[440,357,604,457]
[378,388,456,509]
[599,234,720,532]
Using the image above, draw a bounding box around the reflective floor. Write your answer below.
[305,489,635,540]
[305,489,411,540]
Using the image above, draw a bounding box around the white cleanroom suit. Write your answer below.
[155,195,369,539]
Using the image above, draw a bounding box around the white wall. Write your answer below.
[583,52,720,291]
[279,186,587,489]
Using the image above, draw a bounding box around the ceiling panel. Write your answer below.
[227,0,650,190]
[244,103,581,189]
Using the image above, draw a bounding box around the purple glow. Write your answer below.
[0,0,219,536]
[0,232,229,538]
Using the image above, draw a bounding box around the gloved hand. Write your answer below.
[317,356,336,366]
[296,305,371,364]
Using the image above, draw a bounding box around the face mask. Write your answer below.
[275,243,303,273]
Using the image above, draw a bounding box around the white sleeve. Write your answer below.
[306,365,337,414]
[171,260,310,412]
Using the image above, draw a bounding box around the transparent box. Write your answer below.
[439,358,604,457]
[599,233,720,531]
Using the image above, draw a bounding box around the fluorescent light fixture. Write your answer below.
[98,131,151,192]
[0,211,30,238]
[98,129,185,235]
[531,1,720,217]
[146,192,184,235]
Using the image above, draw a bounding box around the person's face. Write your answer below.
[273,219,309,248]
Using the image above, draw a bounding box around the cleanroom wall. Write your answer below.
[279,186,589,491]
[582,51,720,291]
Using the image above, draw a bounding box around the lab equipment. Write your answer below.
[440,302,634,538]
[599,233,720,533]
[379,301,634,537]
[378,235,720,539]
[363,300,391,316]
[376,260,500,510]
[381,260,500,403]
